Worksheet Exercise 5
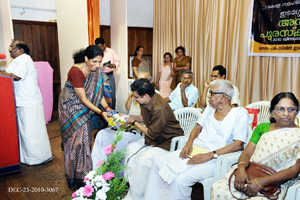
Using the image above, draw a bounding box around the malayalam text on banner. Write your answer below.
[249,0,300,57]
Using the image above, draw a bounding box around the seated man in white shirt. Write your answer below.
[143,79,251,200]
[165,70,199,110]
[200,65,240,109]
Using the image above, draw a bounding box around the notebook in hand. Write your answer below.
[188,145,209,158]
[103,60,111,68]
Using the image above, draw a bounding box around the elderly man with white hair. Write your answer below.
[143,79,251,200]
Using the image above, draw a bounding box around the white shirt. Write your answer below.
[193,106,250,151]
[6,54,43,107]
[168,83,199,110]
[206,84,241,107]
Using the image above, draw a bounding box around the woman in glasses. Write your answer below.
[211,92,300,200]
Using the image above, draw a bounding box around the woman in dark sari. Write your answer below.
[170,46,191,90]
[58,45,111,190]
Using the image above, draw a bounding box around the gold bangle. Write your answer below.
[255,178,264,189]
[238,162,248,166]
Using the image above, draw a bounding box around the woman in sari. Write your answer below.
[211,92,300,199]
[170,46,191,90]
[58,45,111,190]
[156,52,174,98]
[131,46,150,79]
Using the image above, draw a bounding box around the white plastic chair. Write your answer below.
[295,113,300,127]
[245,101,300,127]
[174,107,202,136]
[245,101,271,125]
[127,79,135,95]
[170,108,202,151]
[285,180,300,199]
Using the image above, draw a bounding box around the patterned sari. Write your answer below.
[58,69,104,188]
[211,128,300,200]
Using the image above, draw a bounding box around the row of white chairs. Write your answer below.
[172,102,300,200]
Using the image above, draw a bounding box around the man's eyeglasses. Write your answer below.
[209,91,231,98]
[274,107,297,114]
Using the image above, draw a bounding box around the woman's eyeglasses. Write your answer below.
[274,107,297,114]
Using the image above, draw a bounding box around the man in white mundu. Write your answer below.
[123,78,184,200]
[0,40,52,165]
[143,79,251,200]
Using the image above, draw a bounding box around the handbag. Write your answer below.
[228,162,281,200]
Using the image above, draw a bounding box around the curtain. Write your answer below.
[87,0,100,45]
[153,0,300,106]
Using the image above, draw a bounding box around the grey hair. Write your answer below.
[181,69,193,78]
[209,79,235,101]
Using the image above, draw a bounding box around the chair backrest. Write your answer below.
[245,101,271,125]
[127,79,135,95]
[174,107,202,136]
[295,113,300,127]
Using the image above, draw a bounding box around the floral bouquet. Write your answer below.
[69,129,128,200]
[107,114,136,132]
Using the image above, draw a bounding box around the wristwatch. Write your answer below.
[213,151,218,159]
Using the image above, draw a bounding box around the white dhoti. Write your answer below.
[123,139,168,200]
[144,150,216,200]
[91,128,141,170]
[17,106,52,165]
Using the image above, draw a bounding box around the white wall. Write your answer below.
[10,0,153,27]
[0,0,14,69]
[110,0,128,113]
[11,0,56,22]
[127,0,153,27]
[101,0,153,27]
[56,0,89,87]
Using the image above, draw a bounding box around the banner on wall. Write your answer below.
[249,0,300,57]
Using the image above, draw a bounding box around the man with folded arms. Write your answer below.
[165,70,199,110]
[143,79,251,200]
[123,78,184,200]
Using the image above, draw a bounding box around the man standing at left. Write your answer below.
[0,40,52,165]
[95,37,120,110]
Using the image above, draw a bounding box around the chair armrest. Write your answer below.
[170,135,189,151]
[285,180,300,199]
[212,151,242,183]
